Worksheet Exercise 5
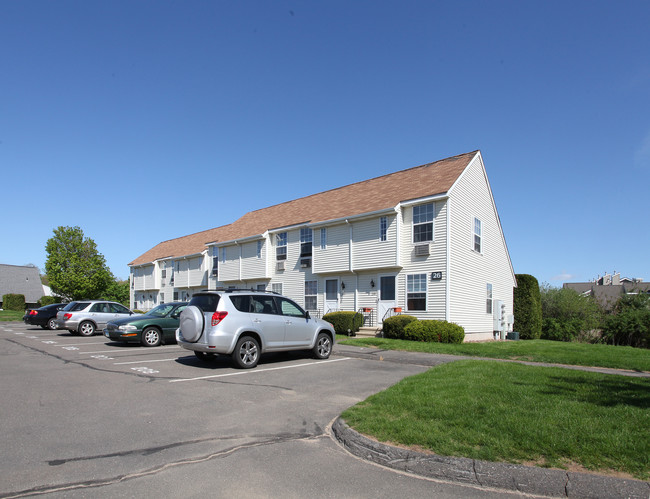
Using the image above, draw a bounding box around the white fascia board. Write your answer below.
[309,207,397,228]
[207,234,264,247]
[398,192,449,208]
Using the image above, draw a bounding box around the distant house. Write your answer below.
[0,264,45,308]
[564,272,649,310]
[129,151,516,341]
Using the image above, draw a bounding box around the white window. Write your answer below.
[305,280,318,310]
[320,228,327,249]
[474,217,482,253]
[486,283,493,314]
[276,232,287,260]
[256,284,266,291]
[272,283,283,295]
[300,228,313,257]
[413,203,434,243]
[407,274,427,311]
[221,247,227,263]
[380,216,388,242]
[257,240,263,258]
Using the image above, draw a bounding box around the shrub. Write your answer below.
[2,294,26,311]
[323,311,363,335]
[601,295,650,349]
[540,284,603,342]
[403,319,465,343]
[38,296,61,307]
[382,315,418,339]
[513,274,542,339]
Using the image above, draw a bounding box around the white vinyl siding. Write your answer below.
[448,154,515,338]
[313,223,350,273]
[353,215,398,271]
[218,245,240,282]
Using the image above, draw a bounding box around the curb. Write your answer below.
[332,418,650,498]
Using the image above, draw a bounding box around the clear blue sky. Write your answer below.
[2,1,648,284]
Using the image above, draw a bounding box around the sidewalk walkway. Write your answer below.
[330,343,650,498]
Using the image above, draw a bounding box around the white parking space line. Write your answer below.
[58,342,109,346]
[114,358,179,365]
[78,350,123,355]
[169,357,352,383]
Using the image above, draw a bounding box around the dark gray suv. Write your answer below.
[176,290,335,368]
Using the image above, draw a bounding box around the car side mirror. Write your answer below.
[305,311,311,320]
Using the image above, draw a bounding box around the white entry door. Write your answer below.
[325,279,339,314]
[377,275,396,323]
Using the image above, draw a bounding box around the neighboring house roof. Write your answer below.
[563,281,650,309]
[0,264,45,304]
[130,151,478,267]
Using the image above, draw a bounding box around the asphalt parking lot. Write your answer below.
[2,321,534,499]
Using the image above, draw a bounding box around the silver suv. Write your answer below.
[176,290,335,369]
[55,300,137,336]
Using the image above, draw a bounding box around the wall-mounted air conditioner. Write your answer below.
[300,258,311,268]
[276,261,285,271]
[414,244,430,257]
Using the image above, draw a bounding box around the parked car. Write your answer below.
[55,300,138,336]
[23,303,66,330]
[176,289,335,369]
[104,302,188,347]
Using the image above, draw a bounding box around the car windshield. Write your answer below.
[146,304,175,317]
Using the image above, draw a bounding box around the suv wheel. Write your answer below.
[312,332,332,359]
[232,336,260,369]
[79,321,96,337]
[179,306,204,343]
[141,327,161,347]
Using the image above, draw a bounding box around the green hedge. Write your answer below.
[2,294,26,311]
[323,311,363,335]
[38,296,61,307]
[382,315,418,339]
[403,319,465,344]
[513,274,542,339]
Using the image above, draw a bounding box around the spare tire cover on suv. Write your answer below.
[179,306,205,343]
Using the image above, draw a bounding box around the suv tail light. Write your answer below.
[29,310,38,316]
[211,311,228,326]
[63,313,72,320]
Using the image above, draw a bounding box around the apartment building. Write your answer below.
[129,151,515,341]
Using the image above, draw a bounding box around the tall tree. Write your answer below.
[45,226,113,301]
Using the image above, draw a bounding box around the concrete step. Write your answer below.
[354,326,382,338]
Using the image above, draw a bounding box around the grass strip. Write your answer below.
[341,360,650,480]
[337,337,650,372]
[0,310,25,321]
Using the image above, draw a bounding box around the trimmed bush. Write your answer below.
[323,311,363,335]
[2,294,26,311]
[403,320,465,344]
[513,274,542,339]
[38,296,61,307]
[382,315,418,339]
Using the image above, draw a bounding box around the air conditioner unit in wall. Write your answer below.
[300,258,311,268]
[276,261,285,271]
[414,244,430,257]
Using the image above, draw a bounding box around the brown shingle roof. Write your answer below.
[129,151,477,266]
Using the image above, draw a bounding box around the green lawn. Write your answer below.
[341,360,650,480]
[337,336,650,372]
[0,310,25,321]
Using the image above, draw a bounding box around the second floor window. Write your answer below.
[221,247,227,263]
[474,217,482,253]
[276,232,287,260]
[380,216,388,242]
[320,228,327,249]
[413,203,434,243]
[300,228,312,257]
[257,240,263,258]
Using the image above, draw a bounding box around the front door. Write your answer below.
[325,279,339,314]
[377,275,396,323]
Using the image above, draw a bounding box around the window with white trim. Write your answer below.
[305,280,317,310]
[272,283,283,295]
[473,217,482,253]
[413,203,434,243]
[257,240,263,258]
[380,216,388,242]
[486,283,493,314]
[221,247,227,263]
[407,274,427,311]
[276,232,287,260]
[300,228,312,257]
[320,228,327,249]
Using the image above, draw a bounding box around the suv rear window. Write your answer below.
[189,294,220,312]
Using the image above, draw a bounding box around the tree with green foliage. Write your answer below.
[513,274,542,339]
[602,293,650,348]
[103,279,130,306]
[539,284,603,342]
[45,226,114,301]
